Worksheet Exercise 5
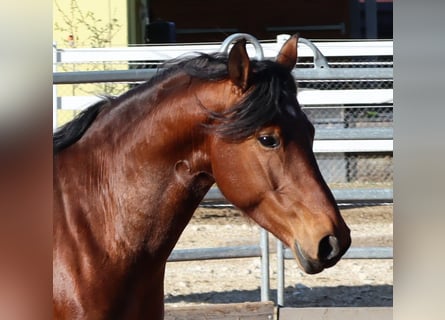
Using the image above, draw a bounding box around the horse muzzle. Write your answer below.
[293,234,349,274]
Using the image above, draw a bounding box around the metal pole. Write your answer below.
[260,228,270,301]
[365,0,378,39]
[276,239,285,306]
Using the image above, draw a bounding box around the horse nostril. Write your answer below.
[318,235,340,262]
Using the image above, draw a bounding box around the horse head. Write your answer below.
[208,36,351,274]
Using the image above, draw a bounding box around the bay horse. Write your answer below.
[53,35,351,319]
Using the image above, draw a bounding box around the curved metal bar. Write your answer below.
[298,38,330,69]
[219,33,264,60]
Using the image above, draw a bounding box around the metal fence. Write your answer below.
[53,34,393,305]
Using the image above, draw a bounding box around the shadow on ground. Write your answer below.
[165,285,393,307]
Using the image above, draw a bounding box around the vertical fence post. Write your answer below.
[276,239,285,306]
[260,228,270,301]
[365,0,378,39]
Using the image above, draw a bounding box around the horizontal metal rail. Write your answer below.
[313,139,393,153]
[292,67,392,80]
[315,127,393,140]
[53,69,158,84]
[283,246,393,260]
[203,187,393,204]
[53,41,393,64]
[53,67,392,84]
[168,245,262,262]
[168,245,392,263]
[56,90,393,111]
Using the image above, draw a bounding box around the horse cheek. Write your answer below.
[211,143,264,210]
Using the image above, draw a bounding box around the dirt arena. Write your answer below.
[164,204,393,308]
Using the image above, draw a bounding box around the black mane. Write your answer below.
[53,98,110,154]
[164,53,299,140]
[53,53,299,153]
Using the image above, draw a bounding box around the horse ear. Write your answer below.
[228,39,251,92]
[276,34,299,71]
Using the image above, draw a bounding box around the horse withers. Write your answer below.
[53,35,350,319]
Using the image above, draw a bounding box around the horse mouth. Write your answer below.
[293,241,341,274]
[293,241,325,274]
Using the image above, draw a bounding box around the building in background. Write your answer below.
[53,0,392,47]
[139,0,392,44]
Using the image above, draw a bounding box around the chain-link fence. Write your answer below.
[295,54,393,190]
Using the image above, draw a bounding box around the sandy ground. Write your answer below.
[164,205,393,308]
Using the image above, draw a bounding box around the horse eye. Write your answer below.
[258,135,280,148]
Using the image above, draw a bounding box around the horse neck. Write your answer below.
[57,75,233,263]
